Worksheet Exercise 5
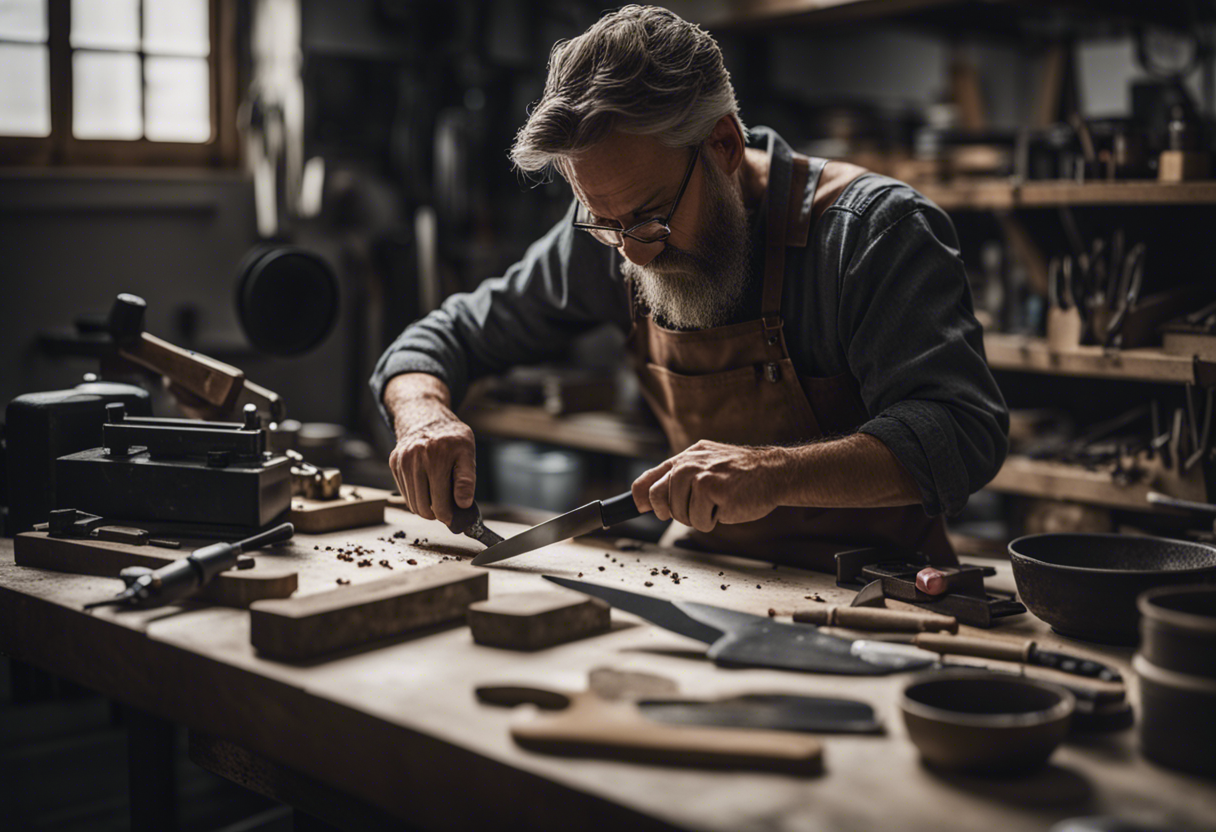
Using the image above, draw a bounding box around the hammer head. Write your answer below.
[107,293,147,345]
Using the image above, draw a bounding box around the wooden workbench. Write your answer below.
[1,507,1213,831]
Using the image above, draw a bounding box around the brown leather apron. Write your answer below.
[627,139,955,572]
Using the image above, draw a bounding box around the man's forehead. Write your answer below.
[567,132,683,215]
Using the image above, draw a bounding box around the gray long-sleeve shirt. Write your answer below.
[371,127,1009,517]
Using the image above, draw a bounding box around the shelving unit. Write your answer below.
[985,455,1189,514]
[706,0,1192,31]
[983,334,1216,386]
[461,400,668,460]
[918,180,1216,211]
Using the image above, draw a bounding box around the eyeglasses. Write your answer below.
[572,144,700,248]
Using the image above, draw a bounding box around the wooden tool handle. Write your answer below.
[912,633,1031,663]
[511,691,823,775]
[120,332,245,408]
[793,606,958,633]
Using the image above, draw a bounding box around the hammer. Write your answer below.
[107,293,285,423]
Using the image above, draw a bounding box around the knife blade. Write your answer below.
[471,491,645,566]
[544,576,933,676]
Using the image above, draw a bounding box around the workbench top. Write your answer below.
[1,507,1213,831]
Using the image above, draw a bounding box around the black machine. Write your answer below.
[5,380,152,535]
[56,403,291,533]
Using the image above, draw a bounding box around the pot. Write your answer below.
[1008,533,1216,644]
[1138,585,1216,678]
[900,670,1074,775]
[1134,654,1216,778]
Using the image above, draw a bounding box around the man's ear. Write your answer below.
[705,115,745,177]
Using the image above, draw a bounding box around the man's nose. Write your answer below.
[619,237,664,266]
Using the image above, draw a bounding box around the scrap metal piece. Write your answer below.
[286,449,342,500]
[92,526,150,545]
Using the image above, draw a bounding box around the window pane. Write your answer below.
[144,0,209,57]
[0,43,49,135]
[71,0,138,51]
[73,50,141,139]
[0,0,46,43]
[145,55,209,142]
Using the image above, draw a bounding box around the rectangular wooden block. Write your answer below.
[288,485,389,534]
[468,590,610,651]
[13,532,298,607]
[249,563,487,660]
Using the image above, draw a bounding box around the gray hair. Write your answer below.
[509,5,746,178]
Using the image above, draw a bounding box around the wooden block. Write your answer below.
[13,532,298,607]
[1159,150,1210,182]
[288,485,389,534]
[249,563,487,660]
[467,590,610,651]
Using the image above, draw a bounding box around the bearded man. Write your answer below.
[371,5,1009,570]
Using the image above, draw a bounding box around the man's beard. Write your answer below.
[621,156,751,331]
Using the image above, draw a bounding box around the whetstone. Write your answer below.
[467,590,610,650]
[287,485,390,534]
[249,562,487,660]
[13,532,298,608]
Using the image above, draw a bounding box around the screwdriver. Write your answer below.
[84,522,294,610]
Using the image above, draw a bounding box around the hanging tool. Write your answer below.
[1104,242,1146,350]
[84,522,294,610]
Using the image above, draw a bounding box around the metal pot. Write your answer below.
[1008,533,1216,645]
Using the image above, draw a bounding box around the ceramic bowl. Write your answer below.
[901,670,1074,775]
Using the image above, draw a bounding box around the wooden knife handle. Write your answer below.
[120,332,245,408]
[912,633,1032,663]
[793,606,958,633]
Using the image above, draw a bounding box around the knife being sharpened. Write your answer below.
[471,491,645,566]
[446,500,505,549]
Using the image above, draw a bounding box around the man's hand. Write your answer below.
[384,374,476,526]
[632,440,788,532]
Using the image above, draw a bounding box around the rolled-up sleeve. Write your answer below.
[840,194,1009,516]
[370,201,629,424]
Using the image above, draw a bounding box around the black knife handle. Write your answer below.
[600,491,646,528]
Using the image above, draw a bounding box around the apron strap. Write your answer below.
[761,151,828,324]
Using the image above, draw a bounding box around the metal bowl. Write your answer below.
[900,670,1074,774]
[1008,533,1216,645]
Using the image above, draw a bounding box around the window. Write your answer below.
[0,0,238,166]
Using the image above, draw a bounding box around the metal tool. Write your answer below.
[447,501,505,549]
[547,576,1119,682]
[472,492,645,565]
[478,685,883,735]
[835,548,1025,628]
[34,508,181,549]
[544,576,941,676]
[84,522,294,610]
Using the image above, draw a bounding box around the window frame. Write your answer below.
[0,0,239,167]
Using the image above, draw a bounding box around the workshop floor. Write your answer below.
[1,659,292,832]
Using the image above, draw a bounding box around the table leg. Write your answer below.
[126,706,177,832]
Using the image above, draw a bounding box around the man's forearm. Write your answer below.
[383,373,453,437]
[774,433,922,509]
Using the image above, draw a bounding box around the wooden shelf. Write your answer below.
[917,179,1216,211]
[918,180,1016,210]
[984,333,1216,386]
[706,0,1196,32]
[986,455,1173,513]
[462,401,668,460]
